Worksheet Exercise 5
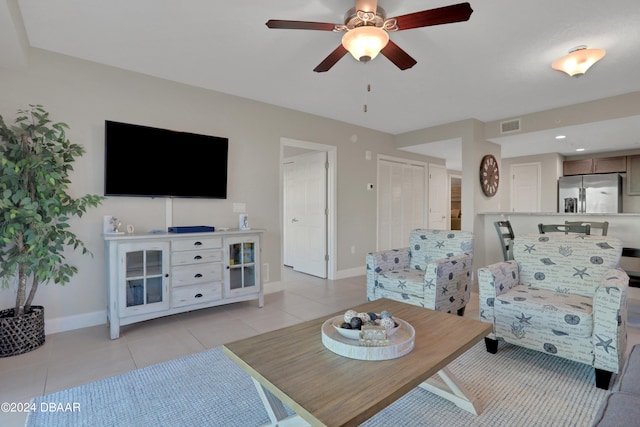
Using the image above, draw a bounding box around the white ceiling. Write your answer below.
[3,0,640,169]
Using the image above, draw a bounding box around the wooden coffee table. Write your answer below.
[223,298,491,427]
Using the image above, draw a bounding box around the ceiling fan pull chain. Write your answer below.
[364,83,371,113]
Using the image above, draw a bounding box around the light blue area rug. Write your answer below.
[27,341,609,426]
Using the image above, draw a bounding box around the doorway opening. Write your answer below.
[280,138,337,281]
[450,175,462,230]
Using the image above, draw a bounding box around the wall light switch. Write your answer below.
[233,203,246,213]
[365,150,372,160]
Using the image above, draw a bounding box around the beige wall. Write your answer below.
[0,50,440,329]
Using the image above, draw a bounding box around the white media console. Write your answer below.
[104,229,263,339]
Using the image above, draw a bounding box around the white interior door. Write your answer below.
[511,163,541,212]
[377,157,426,250]
[283,161,295,267]
[289,151,327,278]
[428,163,449,229]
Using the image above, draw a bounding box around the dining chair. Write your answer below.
[565,221,608,236]
[538,223,591,235]
[622,247,640,287]
[494,220,515,261]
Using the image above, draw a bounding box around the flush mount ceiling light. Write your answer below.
[555,135,567,140]
[552,45,606,77]
[342,26,390,62]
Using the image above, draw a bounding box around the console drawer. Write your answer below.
[172,263,222,287]
[171,249,222,266]
[172,283,222,308]
[172,237,222,252]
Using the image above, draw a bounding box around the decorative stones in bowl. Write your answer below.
[332,309,399,340]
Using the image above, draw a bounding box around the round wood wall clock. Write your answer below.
[480,154,499,197]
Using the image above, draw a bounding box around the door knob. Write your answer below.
[291,218,299,222]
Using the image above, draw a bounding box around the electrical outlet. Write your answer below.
[351,245,356,254]
[233,203,246,213]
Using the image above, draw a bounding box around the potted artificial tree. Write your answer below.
[0,105,103,357]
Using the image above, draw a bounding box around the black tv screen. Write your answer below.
[104,120,228,198]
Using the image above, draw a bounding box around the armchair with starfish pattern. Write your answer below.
[366,229,473,316]
[478,233,629,389]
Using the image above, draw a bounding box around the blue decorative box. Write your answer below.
[168,226,215,233]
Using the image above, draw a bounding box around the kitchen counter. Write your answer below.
[478,212,640,217]
[480,212,640,216]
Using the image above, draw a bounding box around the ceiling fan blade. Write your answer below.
[380,40,417,70]
[391,2,473,31]
[313,45,349,73]
[355,0,378,14]
[265,20,337,31]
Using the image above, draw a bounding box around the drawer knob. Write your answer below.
[195,293,203,298]
[194,241,202,246]
[194,255,202,260]
[194,273,203,278]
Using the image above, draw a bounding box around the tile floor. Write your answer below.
[1,269,639,427]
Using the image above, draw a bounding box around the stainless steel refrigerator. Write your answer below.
[558,173,622,213]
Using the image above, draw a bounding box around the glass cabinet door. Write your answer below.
[120,242,169,316]
[226,238,259,296]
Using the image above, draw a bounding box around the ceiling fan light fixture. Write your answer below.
[342,26,389,62]
[552,46,606,77]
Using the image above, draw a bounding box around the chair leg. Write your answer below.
[457,306,466,317]
[595,368,613,390]
[484,337,498,354]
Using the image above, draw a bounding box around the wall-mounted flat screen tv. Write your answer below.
[104,120,228,199]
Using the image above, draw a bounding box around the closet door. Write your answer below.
[377,158,426,251]
[427,163,448,230]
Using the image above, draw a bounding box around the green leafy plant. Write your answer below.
[0,105,103,316]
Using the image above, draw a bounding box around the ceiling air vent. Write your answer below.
[500,118,521,134]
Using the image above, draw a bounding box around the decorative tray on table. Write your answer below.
[321,310,415,361]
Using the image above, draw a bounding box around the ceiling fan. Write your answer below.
[266,0,473,72]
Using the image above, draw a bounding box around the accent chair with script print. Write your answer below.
[478,233,628,389]
[367,229,473,316]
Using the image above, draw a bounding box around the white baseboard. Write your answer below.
[264,281,283,294]
[43,270,365,335]
[45,310,106,335]
[334,266,365,280]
